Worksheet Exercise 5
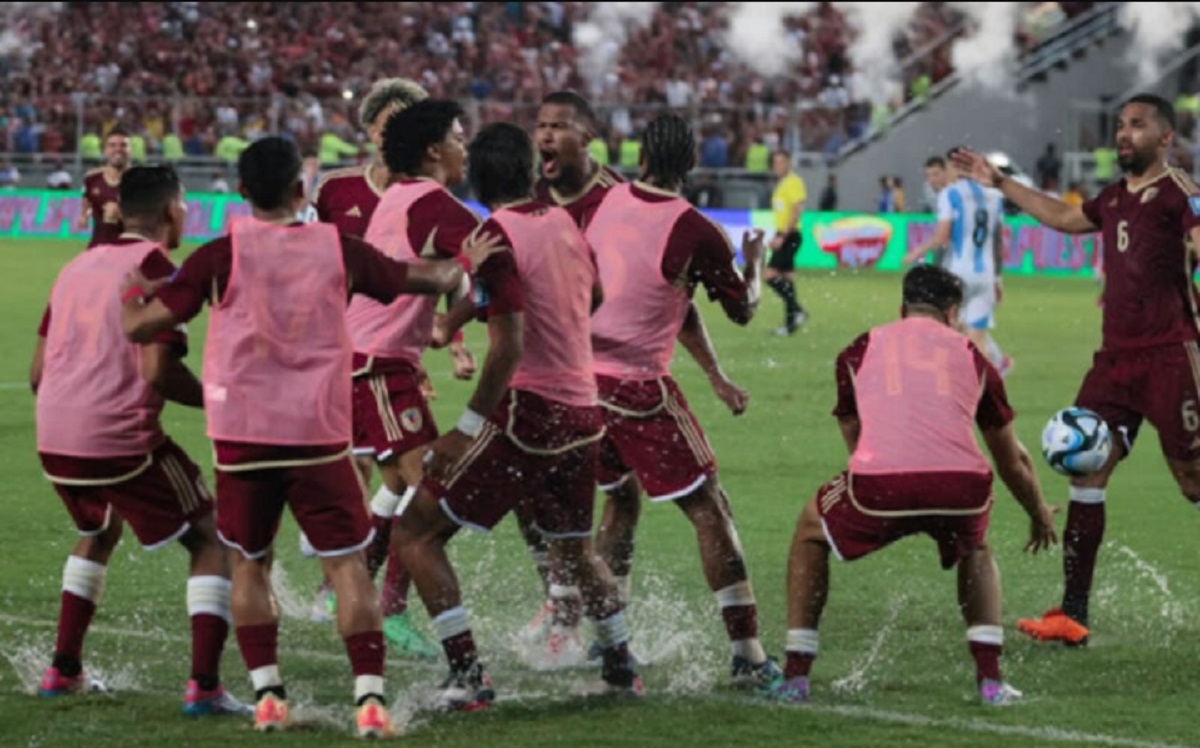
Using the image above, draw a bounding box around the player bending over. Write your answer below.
[120,137,493,737]
[954,94,1200,646]
[33,165,247,716]
[765,264,1057,706]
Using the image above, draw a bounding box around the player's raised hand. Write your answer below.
[462,231,507,271]
[430,314,450,349]
[950,147,1003,189]
[742,229,765,268]
[119,268,165,302]
[418,366,437,401]
[1025,502,1060,554]
[711,374,749,416]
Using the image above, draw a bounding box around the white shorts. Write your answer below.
[959,277,996,331]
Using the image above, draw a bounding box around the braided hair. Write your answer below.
[641,113,695,191]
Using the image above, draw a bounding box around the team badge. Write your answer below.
[346,205,362,217]
[401,407,423,433]
[1189,195,1200,216]
[1140,187,1158,204]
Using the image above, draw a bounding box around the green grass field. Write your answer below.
[1,239,1195,747]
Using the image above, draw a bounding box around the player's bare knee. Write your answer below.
[607,478,641,511]
[794,500,826,545]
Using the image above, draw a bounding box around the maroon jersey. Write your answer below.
[833,330,1013,430]
[313,166,383,238]
[82,169,124,248]
[1083,168,1200,351]
[535,164,623,229]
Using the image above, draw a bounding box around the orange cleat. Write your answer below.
[1016,608,1089,645]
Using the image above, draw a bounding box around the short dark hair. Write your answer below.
[540,90,595,130]
[118,165,181,221]
[924,156,946,169]
[469,122,533,206]
[383,99,464,176]
[105,127,130,142]
[642,113,695,189]
[238,136,301,210]
[902,264,964,313]
[1122,93,1176,131]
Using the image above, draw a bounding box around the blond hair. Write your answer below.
[359,78,429,129]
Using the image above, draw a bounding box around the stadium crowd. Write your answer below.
[0,2,1082,170]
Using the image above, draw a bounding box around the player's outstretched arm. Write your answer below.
[430,296,477,349]
[677,304,748,416]
[140,343,203,408]
[951,148,1095,235]
[740,229,765,313]
[982,423,1058,552]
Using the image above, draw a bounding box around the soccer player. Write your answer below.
[78,128,131,248]
[394,121,641,709]
[521,91,751,658]
[763,264,1057,706]
[348,99,481,657]
[119,137,494,736]
[766,149,809,336]
[32,165,246,716]
[953,94,1200,646]
[906,149,1012,377]
[583,113,778,686]
[310,77,474,638]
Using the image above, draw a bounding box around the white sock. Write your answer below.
[785,628,819,655]
[1069,486,1106,505]
[592,611,630,648]
[63,556,106,603]
[431,606,471,642]
[714,581,756,609]
[548,584,582,603]
[369,484,404,519]
[250,665,282,692]
[354,674,385,703]
[731,639,766,664]
[967,625,1004,646]
[187,576,232,623]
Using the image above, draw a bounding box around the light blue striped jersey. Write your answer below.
[936,178,1003,281]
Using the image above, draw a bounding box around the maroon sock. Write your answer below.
[235,623,279,672]
[441,631,477,671]
[1062,501,1105,622]
[969,641,1002,683]
[191,614,229,688]
[784,652,815,679]
[721,604,759,642]
[53,591,96,674]
[345,631,385,676]
[365,514,394,578]
[380,549,410,617]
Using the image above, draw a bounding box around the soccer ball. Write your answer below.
[1041,407,1112,477]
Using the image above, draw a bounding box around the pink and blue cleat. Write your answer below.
[979,678,1023,706]
[38,667,105,697]
[762,675,810,703]
[183,679,253,716]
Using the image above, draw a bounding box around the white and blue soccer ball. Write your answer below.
[1041,407,1112,477]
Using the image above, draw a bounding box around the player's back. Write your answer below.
[941,178,1002,280]
[1085,168,1200,351]
[202,216,352,445]
[586,183,692,380]
[38,241,166,456]
[849,317,991,477]
[489,202,597,407]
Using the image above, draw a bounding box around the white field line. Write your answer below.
[1,613,1190,748]
[0,382,29,391]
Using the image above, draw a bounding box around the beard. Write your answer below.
[1117,147,1155,176]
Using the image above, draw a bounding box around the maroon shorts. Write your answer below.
[816,471,993,569]
[427,390,603,539]
[1076,341,1200,461]
[41,439,213,550]
[352,369,439,462]
[595,376,717,500]
[215,453,371,559]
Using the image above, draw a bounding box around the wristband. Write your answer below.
[455,253,474,275]
[456,408,485,438]
[121,286,146,304]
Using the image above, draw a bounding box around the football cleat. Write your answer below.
[38,667,105,697]
[762,675,810,703]
[730,655,783,689]
[355,696,395,739]
[383,613,439,659]
[1016,607,1089,646]
[254,692,290,732]
[435,661,494,712]
[519,600,554,645]
[183,680,252,717]
[979,678,1023,706]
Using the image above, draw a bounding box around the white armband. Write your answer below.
[456,408,485,438]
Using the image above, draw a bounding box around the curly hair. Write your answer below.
[358,78,429,128]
